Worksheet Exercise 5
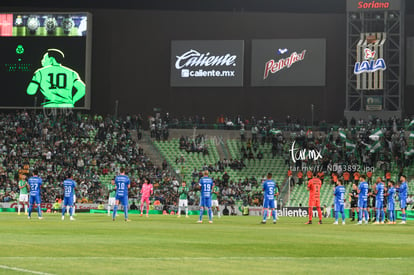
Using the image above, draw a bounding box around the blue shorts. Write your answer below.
[199,197,212,208]
[263,198,275,209]
[29,195,41,205]
[387,202,395,211]
[375,200,383,209]
[62,196,74,207]
[358,200,367,209]
[116,194,128,206]
[334,203,344,212]
[400,199,406,209]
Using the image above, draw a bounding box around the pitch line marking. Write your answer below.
[0,256,411,261]
[0,264,55,275]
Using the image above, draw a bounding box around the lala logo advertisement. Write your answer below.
[251,39,326,87]
[353,48,386,74]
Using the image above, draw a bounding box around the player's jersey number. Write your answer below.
[119,182,125,190]
[205,183,211,192]
[48,73,67,89]
[65,186,72,196]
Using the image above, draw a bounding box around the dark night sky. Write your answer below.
[1,0,414,14]
[1,0,413,120]
[0,0,347,13]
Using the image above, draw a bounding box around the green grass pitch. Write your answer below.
[0,213,413,274]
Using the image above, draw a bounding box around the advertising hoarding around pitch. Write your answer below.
[251,39,326,87]
[170,40,244,87]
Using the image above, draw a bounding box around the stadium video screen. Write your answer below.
[251,39,326,86]
[170,40,244,87]
[0,12,92,109]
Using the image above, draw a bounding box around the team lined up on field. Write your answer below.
[302,172,409,225]
[18,168,222,222]
[18,168,409,224]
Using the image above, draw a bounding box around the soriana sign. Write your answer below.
[347,0,401,11]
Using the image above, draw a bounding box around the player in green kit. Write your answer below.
[107,180,116,216]
[26,48,85,108]
[177,181,189,218]
[211,184,220,218]
[18,174,29,215]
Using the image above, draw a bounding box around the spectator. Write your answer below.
[222,172,230,184]
[257,151,263,161]
[240,127,245,142]
[297,171,303,185]
[130,201,138,210]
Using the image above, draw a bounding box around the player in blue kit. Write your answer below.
[261,173,278,224]
[374,177,385,224]
[333,179,346,225]
[198,170,214,224]
[27,170,43,220]
[357,175,369,225]
[62,173,76,221]
[385,181,396,224]
[112,168,131,222]
[397,175,409,224]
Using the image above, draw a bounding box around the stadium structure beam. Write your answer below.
[344,0,405,122]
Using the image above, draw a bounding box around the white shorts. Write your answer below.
[178,199,188,207]
[212,200,219,207]
[19,194,28,202]
[73,195,76,204]
[108,197,116,206]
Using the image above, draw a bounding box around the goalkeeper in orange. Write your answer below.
[305,171,323,224]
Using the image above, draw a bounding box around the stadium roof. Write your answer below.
[2,0,414,14]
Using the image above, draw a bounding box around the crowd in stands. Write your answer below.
[290,124,412,182]
[188,159,246,179]
[179,135,208,154]
[149,114,169,141]
[237,121,413,189]
[150,112,414,173]
[0,111,177,205]
[0,111,273,209]
[183,173,265,208]
[178,113,414,206]
[165,112,413,132]
[1,110,413,208]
